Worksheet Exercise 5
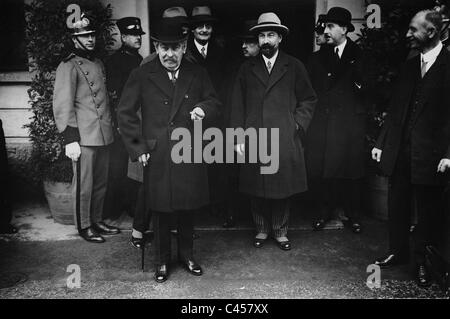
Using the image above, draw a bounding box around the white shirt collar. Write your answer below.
[421,41,443,64]
[262,49,279,67]
[335,38,347,58]
[167,69,180,81]
[194,39,208,57]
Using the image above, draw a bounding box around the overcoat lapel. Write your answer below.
[251,56,269,87]
[265,52,288,94]
[146,60,173,99]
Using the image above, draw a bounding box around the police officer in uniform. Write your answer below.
[53,15,120,243]
[104,17,145,224]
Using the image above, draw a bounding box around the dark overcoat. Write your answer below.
[117,58,221,213]
[305,39,368,180]
[375,49,450,186]
[230,51,317,199]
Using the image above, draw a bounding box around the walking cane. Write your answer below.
[141,163,148,272]
[75,159,82,234]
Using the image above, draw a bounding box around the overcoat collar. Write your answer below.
[146,58,195,121]
[251,50,289,94]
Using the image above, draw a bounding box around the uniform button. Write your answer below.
[90,82,94,86]
[96,104,100,108]
[169,122,174,126]
[164,100,169,105]
[327,73,332,77]
[184,94,189,99]
[84,71,89,75]
[93,93,97,97]
[77,61,83,65]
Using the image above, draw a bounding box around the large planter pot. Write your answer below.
[43,180,73,225]
[366,174,388,221]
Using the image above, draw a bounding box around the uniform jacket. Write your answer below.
[117,58,221,212]
[230,51,317,199]
[105,46,143,127]
[305,39,369,180]
[376,48,450,185]
[53,52,114,146]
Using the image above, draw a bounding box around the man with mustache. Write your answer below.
[372,10,450,288]
[306,7,368,235]
[53,15,120,243]
[117,18,221,283]
[104,17,145,229]
[230,13,317,251]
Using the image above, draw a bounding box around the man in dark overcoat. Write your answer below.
[306,7,369,234]
[104,17,145,229]
[230,13,317,251]
[372,10,450,287]
[117,19,221,283]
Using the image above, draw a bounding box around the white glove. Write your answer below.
[371,147,382,163]
[190,107,205,121]
[437,158,450,173]
[235,143,245,156]
[138,153,150,167]
[65,142,81,162]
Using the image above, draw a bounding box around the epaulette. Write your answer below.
[63,53,76,62]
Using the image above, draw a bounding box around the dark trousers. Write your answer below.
[0,119,12,227]
[388,149,445,264]
[311,178,362,221]
[153,210,194,266]
[132,183,151,233]
[251,197,290,238]
[103,139,137,219]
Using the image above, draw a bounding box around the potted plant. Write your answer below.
[356,3,415,220]
[24,0,115,224]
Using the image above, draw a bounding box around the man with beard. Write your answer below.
[117,19,221,283]
[104,17,145,226]
[230,13,317,251]
[372,10,450,288]
[306,7,368,234]
[53,15,120,243]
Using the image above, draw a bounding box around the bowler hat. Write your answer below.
[324,7,355,32]
[150,19,188,43]
[250,12,289,36]
[238,20,258,40]
[190,6,217,27]
[162,7,189,28]
[72,14,95,36]
[116,17,146,35]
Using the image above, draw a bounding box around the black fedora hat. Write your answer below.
[324,7,355,32]
[150,19,188,43]
[190,6,217,27]
[237,20,258,40]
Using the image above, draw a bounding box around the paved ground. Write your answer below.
[0,201,448,299]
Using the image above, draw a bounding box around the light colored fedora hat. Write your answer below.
[250,12,289,35]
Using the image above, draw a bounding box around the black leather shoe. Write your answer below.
[416,264,431,288]
[130,236,145,249]
[92,222,121,235]
[79,227,105,243]
[312,219,326,231]
[0,224,18,234]
[181,259,203,276]
[351,222,362,234]
[275,238,292,251]
[253,237,267,248]
[374,254,409,269]
[154,264,169,283]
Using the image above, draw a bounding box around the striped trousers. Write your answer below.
[251,197,290,238]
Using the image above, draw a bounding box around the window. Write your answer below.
[0,0,28,71]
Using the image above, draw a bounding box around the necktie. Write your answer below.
[267,60,272,74]
[334,47,340,62]
[421,57,428,78]
[201,46,206,59]
[170,71,177,85]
